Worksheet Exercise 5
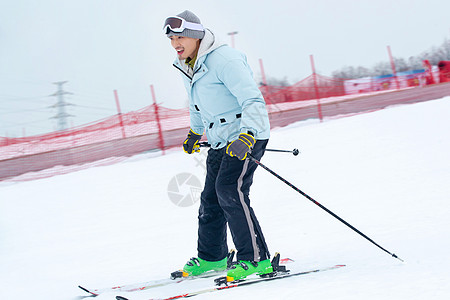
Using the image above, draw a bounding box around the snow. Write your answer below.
[1,97,449,300]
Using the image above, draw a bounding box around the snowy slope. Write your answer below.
[0,97,449,300]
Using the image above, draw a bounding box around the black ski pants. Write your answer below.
[197,139,270,262]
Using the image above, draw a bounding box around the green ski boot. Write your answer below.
[226,258,273,281]
[183,257,227,276]
[170,249,236,279]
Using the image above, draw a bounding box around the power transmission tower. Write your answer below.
[50,81,74,131]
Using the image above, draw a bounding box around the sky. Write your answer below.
[0,0,449,137]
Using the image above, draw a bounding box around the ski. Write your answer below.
[78,250,294,297]
[78,270,225,296]
[79,249,238,296]
[115,264,345,300]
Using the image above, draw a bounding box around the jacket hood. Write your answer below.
[197,28,226,59]
[174,29,226,72]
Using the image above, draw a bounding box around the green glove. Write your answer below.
[183,129,202,154]
[226,133,255,160]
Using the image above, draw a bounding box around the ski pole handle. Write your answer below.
[198,141,211,148]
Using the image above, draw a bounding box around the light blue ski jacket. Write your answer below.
[173,29,270,149]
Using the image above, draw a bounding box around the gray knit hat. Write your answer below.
[164,10,205,40]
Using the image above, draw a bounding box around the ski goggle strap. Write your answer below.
[163,16,204,34]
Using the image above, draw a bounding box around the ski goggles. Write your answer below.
[163,16,204,34]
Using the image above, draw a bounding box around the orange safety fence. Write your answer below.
[0,105,189,160]
[0,69,446,181]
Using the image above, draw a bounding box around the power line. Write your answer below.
[75,104,116,112]
[0,107,49,115]
[1,118,52,128]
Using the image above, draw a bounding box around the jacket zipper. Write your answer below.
[172,63,202,83]
[172,63,192,81]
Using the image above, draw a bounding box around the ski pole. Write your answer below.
[265,148,300,156]
[247,153,404,263]
[197,142,402,261]
[198,142,299,156]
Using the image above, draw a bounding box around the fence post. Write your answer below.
[114,89,126,139]
[387,45,400,89]
[310,54,323,122]
[150,85,165,155]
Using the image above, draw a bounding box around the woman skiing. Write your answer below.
[164,10,272,281]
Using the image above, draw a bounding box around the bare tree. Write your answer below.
[331,37,450,79]
[258,76,291,87]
